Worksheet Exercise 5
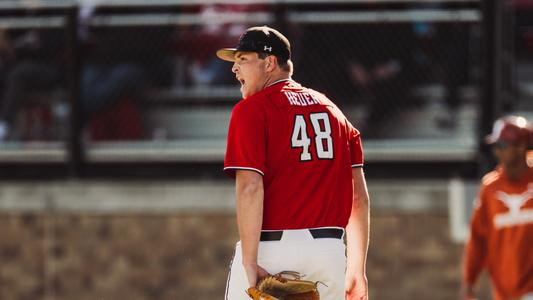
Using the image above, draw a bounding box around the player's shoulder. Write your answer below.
[300,85,336,107]
[481,168,503,188]
[351,124,361,136]
[304,86,357,131]
[234,91,267,108]
[280,80,330,103]
[231,96,268,122]
[240,85,278,108]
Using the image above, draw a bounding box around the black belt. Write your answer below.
[260,228,343,241]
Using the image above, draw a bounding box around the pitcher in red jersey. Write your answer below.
[217,26,370,300]
[462,115,533,300]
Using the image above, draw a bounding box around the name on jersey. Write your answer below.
[284,91,321,106]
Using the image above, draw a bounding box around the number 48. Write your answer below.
[291,112,334,161]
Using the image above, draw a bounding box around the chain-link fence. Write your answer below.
[503,0,533,111]
[291,15,480,139]
[0,0,530,176]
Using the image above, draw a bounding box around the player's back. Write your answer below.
[254,80,362,230]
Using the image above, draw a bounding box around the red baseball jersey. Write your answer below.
[464,167,533,300]
[224,79,363,230]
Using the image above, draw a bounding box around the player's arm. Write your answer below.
[461,188,489,300]
[235,169,268,287]
[462,216,486,300]
[462,218,489,298]
[345,167,370,300]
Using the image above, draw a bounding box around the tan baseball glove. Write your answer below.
[246,271,320,300]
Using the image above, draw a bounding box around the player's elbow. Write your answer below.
[353,193,369,209]
[236,170,264,198]
[238,180,263,198]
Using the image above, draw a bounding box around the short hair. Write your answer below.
[257,52,292,74]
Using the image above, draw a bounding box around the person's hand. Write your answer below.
[243,262,269,288]
[345,272,368,300]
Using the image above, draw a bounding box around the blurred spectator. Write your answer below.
[0,28,65,141]
[508,0,533,110]
[79,2,175,141]
[432,23,470,129]
[295,25,356,108]
[347,24,418,138]
[408,4,471,129]
[0,29,14,86]
[177,4,267,87]
[510,0,533,60]
[0,29,13,140]
[299,23,418,138]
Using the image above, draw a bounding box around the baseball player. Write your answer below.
[462,115,533,300]
[217,26,370,300]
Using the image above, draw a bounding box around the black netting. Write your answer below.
[1,1,531,168]
[292,20,478,138]
[509,1,533,111]
[0,4,484,145]
[0,27,67,141]
[80,26,176,141]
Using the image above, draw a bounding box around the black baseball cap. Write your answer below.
[216,26,291,63]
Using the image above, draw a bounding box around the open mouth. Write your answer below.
[237,77,245,86]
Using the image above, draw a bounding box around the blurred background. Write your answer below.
[0,0,531,299]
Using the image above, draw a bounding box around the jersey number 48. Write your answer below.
[291,112,334,161]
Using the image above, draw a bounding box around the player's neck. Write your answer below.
[262,71,291,90]
[503,159,529,182]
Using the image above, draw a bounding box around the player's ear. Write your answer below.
[265,55,277,72]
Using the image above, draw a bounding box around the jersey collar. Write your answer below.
[242,78,293,100]
[266,78,292,88]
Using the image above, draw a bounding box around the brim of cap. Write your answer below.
[216,48,238,62]
[485,134,520,145]
[484,134,498,144]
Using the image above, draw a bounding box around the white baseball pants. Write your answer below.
[224,227,346,300]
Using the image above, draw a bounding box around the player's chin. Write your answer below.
[240,86,249,98]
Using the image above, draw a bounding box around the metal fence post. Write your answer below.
[479,0,503,174]
[65,5,84,177]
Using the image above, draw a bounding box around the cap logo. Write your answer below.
[264,46,272,52]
